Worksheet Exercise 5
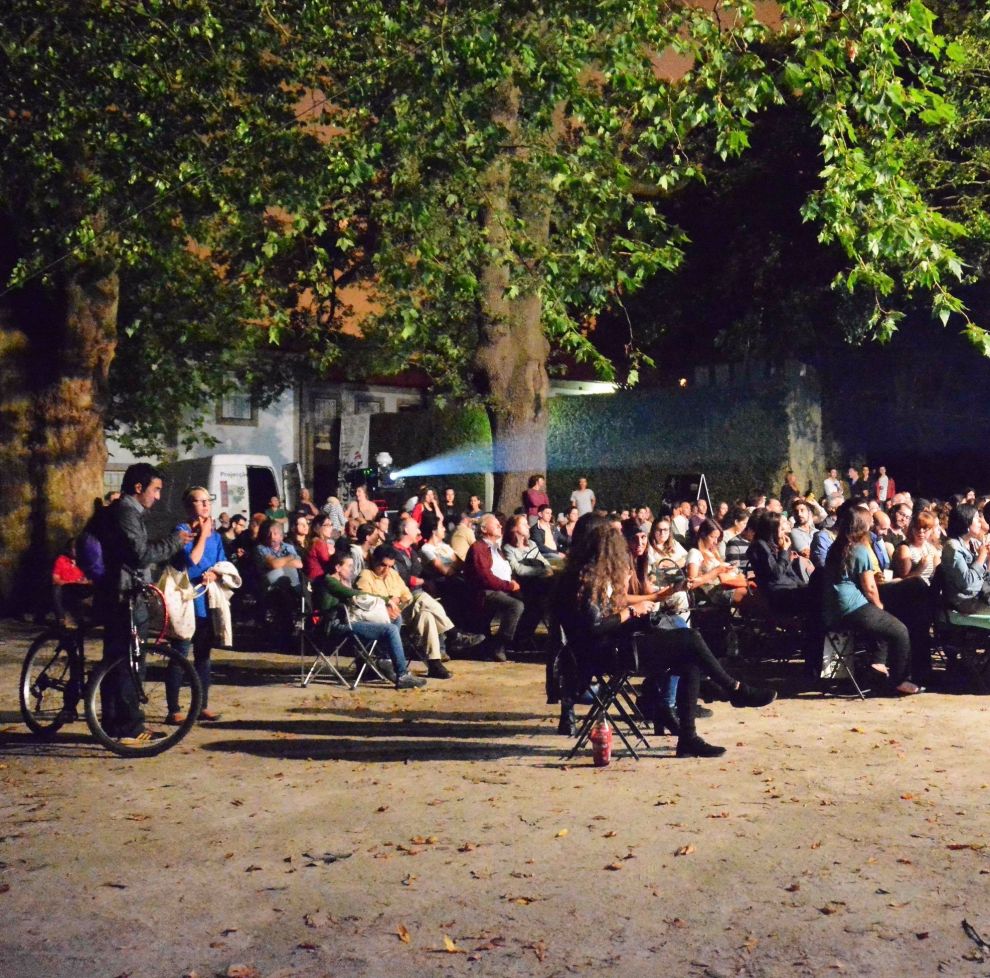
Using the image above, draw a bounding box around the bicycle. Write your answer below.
[19,573,203,757]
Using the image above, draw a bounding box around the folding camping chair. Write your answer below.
[555,625,652,761]
[820,627,870,700]
[298,603,393,690]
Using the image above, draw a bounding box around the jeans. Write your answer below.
[167,614,214,713]
[350,620,408,676]
[840,602,910,687]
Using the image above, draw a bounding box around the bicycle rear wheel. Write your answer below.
[84,645,202,757]
[20,631,80,735]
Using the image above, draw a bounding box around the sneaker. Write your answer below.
[118,729,168,747]
[448,630,485,651]
[676,735,727,758]
[729,683,777,709]
[395,672,427,689]
[374,658,397,683]
[427,660,452,680]
[694,705,714,719]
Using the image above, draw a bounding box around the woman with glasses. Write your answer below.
[167,486,227,724]
[646,517,687,578]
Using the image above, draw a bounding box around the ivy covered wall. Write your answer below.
[370,361,821,512]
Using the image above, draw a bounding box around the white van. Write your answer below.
[151,454,302,533]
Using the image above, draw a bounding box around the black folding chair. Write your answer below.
[556,626,652,761]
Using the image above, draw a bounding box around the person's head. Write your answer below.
[565,504,580,524]
[577,477,588,490]
[399,516,421,544]
[328,550,354,582]
[468,494,482,513]
[182,485,213,523]
[833,504,873,563]
[907,509,936,546]
[269,495,280,510]
[648,517,673,550]
[356,521,380,548]
[746,491,766,510]
[678,499,692,517]
[429,520,447,543]
[847,466,858,481]
[825,493,844,514]
[537,503,554,525]
[964,487,977,504]
[828,467,837,479]
[369,544,399,577]
[742,507,766,541]
[790,498,811,526]
[344,516,363,541]
[309,513,334,542]
[696,518,722,550]
[621,518,649,558]
[479,514,502,542]
[218,511,230,525]
[444,487,455,505]
[422,487,437,505]
[867,499,880,513]
[877,465,886,477]
[375,513,392,538]
[785,470,798,488]
[872,510,891,534]
[121,463,164,509]
[766,497,782,514]
[504,514,530,547]
[259,519,283,548]
[229,513,247,534]
[891,502,912,532]
[861,465,871,479]
[354,484,368,501]
[300,487,311,502]
[696,498,709,516]
[292,513,310,537]
[565,523,631,614]
[715,501,728,522]
[948,503,981,540]
[754,510,786,549]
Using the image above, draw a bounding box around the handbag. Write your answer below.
[157,565,200,640]
[349,593,391,625]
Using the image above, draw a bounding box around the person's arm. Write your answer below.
[117,502,186,568]
[946,540,988,595]
[859,567,883,608]
[466,543,518,592]
[810,531,832,571]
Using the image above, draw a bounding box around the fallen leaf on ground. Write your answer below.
[401,875,417,887]
[297,941,319,950]
[304,911,334,928]
[604,862,624,871]
[555,829,568,838]
[396,923,411,944]
[376,805,389,813]
[785,883,801,892]
[458,842,477,852]
[442,935,466,953]
[603,830,617,838]
[506,895,539,904]
[675,845,695,857]
[947,843,986,851]
[226,966,260,978]
[524,940,547,961]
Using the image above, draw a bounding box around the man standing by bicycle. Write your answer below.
[95,462,193,745]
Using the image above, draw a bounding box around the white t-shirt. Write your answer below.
[570,487,596,515]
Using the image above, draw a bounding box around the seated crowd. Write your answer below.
[51,467,990,746]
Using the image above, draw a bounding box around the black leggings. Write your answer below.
[635,628,738,738]
[840,603,910,687]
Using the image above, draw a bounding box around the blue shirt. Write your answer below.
[823,544,871,627]
[174,524,226,618]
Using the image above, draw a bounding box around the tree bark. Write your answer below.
[474,81,553,516]
[0,261,117,614]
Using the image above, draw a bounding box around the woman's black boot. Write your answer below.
[557,704,577,737]
[653,703,681,737]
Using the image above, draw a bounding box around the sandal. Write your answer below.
[166,712,187,726]
[199,709,222,722]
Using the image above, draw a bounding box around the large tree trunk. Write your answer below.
[0,260,117,614]
[474,82,552,516]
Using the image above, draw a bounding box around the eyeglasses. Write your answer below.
[656,526,671,533]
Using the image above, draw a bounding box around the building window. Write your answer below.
[354,396,384,415]
[217,390,257,425]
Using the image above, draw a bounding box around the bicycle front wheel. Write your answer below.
[20,631,80,735]
[84,645,202,757]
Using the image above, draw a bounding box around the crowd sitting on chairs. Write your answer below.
[49,467,990,735]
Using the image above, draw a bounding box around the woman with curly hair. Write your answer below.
[554,523,776,758]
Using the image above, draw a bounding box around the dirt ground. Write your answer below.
[1,618,989,978]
